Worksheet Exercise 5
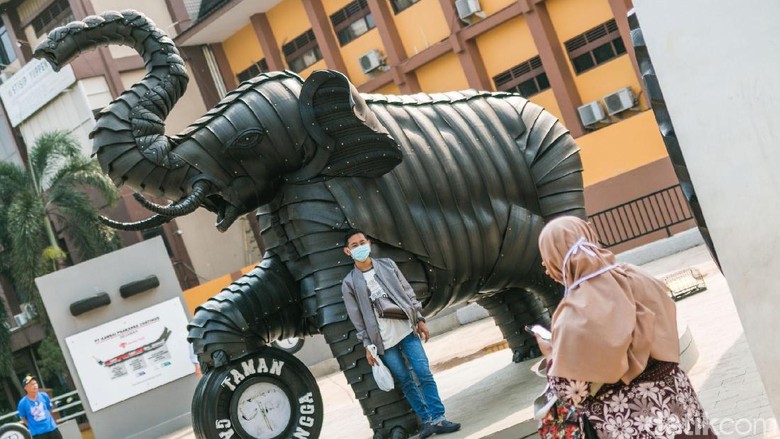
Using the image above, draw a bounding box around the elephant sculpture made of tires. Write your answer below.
[35,10,585,439]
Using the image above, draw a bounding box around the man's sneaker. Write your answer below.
[418,423,434,439]
[417,422,433,439]
[431,420,461,435]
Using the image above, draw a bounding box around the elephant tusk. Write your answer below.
[133,181,211,217]
[98,214,173,231]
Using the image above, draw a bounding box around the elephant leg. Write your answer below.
[322,320,420,439]
[188,253,305,370]
[478,287,557,362]
[187,254,326,439]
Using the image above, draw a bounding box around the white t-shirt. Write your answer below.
[363,269,412,350]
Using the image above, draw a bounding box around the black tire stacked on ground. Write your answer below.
[191,347,323,439]
[322,320,420,439]
[478,288,556,362]
[0,423,32,439]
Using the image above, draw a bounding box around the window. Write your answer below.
[282,29,322,73]
[31,0,74,37]
[0,26,16,66]
[237,59,269,83]
[391,0,421,14]
[331,0,375,46]
[493,55,550,98]
[564,19,626,74]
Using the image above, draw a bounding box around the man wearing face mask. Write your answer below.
[341,229,460,439]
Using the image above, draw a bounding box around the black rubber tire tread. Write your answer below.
[479,288,554,362]
[188,254,304,369]
[191,347,323,439]
[0,423,32,439]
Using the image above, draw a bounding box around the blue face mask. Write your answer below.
[350,243,371,262]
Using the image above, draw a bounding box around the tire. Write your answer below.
[192,347,323,439]
[0,423,32,439]
[270,337,304,355]
[479,289,552,362]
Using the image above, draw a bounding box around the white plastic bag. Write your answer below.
[368,345,394,391]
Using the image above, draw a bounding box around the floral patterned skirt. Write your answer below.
[550,360,717,439]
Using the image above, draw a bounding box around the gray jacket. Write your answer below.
[341,258,425,354]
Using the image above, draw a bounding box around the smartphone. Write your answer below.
[525,324,552,341]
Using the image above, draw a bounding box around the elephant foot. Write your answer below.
[513,345,542,363]
[479,289,554,363]
[390,426,409,439]
[191,347,322,439]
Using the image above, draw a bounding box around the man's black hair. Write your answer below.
[344,228,367,244]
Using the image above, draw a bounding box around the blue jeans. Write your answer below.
[380,333,446,424]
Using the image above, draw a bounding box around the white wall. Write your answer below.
[18,81,95,157]
[634,0,780,418]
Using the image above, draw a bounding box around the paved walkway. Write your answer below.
[164,244,778,439]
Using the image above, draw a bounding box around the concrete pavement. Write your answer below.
[163,242,778,439]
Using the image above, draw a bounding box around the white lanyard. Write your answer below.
[562,237,620,296]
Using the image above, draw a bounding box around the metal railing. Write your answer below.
[0,390,85,425]
[589,185,693,248]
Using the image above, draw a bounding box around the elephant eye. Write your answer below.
[231,130,264,150]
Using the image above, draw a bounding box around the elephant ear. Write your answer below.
[293,70,402,181]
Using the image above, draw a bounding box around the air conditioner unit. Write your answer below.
[603,87,636,116]
[577,101,607,127]
[359,50,384,74]
[14,313,28,328]
[456,0,486,21]
[21,302,37,320]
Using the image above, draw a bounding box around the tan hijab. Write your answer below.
[538,216,680,384]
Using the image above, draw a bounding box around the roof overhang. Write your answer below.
[175,0,281,47]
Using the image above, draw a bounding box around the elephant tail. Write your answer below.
[188,254,306,370]
[519,100,586,220]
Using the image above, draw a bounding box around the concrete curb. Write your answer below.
[617,228,705,266]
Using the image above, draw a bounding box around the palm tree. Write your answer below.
[0,130,121,383]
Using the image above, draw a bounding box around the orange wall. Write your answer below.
[182,265,255,314]
[393,0,450,56]
[338,28,385,85]
[577,111,668,187]
[576,56,640,105]
[322,0,385,83]
[223,24,265,75]
[298,59,328,79]
[530,89,562,122]
[268,0,313,70]
[415,52,469,92]
[183,274,232,315]
[323,0,355,14]
[374,82,401,95]
[546,0,614,42]
[476,17,536,88]
[480,0,518,15]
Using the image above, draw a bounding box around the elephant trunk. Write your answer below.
[33,10,193,200]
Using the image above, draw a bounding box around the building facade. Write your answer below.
[0,0,693,415]
[175,0,694,254]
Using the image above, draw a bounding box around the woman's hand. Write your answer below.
[535,334,553,361]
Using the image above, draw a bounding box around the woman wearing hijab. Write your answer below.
[536,216,715,439]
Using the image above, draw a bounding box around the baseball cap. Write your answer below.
[21,375,36,387]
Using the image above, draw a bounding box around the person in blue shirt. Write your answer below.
[17,375,61,438]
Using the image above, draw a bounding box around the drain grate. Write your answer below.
[662,267,707,301]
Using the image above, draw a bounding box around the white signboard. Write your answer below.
[0,58,76,127]
[65,298,194,412]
